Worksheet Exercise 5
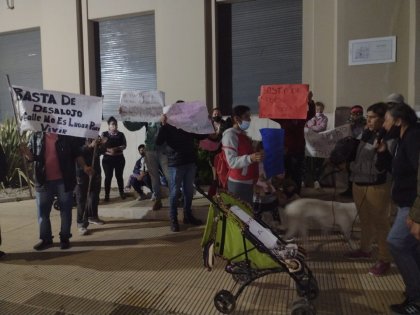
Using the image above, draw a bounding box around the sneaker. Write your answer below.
[150,193,157,201]
[78,227,88,236]
[88,218,105,225]
[390,298,420,315]
[152,199,162,211]
[183,214,203,225]
[344,249,371,260]
[314,181,321,189]
[171,219,180,232]
[60,239,70,250]
[124,186,131,193]
[0,250,6,259]
[369,260,391,276]
[33,239,53,251]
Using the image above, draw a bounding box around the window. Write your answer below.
[96,14,157,120]
[217,0,302,113]
[0,29,42,122]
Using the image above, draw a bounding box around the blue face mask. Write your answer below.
[239,120,250,131]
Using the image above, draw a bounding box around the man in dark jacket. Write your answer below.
[408,154,420,240]
[22,132,92,250]
[156,109,207,232]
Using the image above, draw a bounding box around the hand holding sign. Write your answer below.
[163,101,214,134]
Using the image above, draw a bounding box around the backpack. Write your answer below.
[329,136,360,166]
[214,150,229,189]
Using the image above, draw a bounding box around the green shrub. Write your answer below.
[0,119,33,188]
[196,147,213,185]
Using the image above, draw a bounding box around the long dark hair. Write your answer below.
[387,103,418,126]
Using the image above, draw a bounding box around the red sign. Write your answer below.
[259,84,309,119]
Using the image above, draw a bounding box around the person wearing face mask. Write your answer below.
[206,108,230,190]
[377,103,420,315]
[304,102,328,188]
[221,105,264,204]
[101,116,127,201]
[343,102,392,276]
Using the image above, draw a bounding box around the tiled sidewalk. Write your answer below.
[0,189,404,315]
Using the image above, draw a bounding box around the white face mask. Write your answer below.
[239,120,250,131]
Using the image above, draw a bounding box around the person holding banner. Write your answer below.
[21,132,93,250]
[156,104,207,232]
[144,122,169,211]
[101,116,127,201]
[76,136,107,236]
[221,105,263,205]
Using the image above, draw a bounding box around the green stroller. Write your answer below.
[200,189,318,315]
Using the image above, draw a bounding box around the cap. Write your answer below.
[385,93,404,104]
[350,105,363,114]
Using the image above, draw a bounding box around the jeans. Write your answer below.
[129,173,152,195]
[168,163,196,220]
[35,179,73,241]
[387,206,420,301]
[145,149,169,200]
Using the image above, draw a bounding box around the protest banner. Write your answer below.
[305,124,352,158]
[260,128,284,178]
[119,90,164,122]
[13,85,102,139]
[259,84,309,119]
[163,100,214,134]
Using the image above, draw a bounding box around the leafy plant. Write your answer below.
[196,147,213,185]
[0,118,33,188]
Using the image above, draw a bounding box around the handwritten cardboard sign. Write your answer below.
[163,100,214,134]
[259,84,309,119]
[119,90,164,123]
[305,124,352,158]
[13,86,102,138]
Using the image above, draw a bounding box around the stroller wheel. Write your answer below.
[214,290,236,314]
[291,298,316,315]
[296,277,319,300]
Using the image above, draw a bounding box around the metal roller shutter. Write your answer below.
[98,14,157,120]
[218,0,302,113]
[0,29,43,122]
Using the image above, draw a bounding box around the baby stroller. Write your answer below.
[199,187,318,315]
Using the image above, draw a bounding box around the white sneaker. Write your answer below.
[88,218,105,225]
[78,227,88,236]
[314,181,321,189]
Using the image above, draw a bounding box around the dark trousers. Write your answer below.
[285,152,305,195]
[102,154,125,197]
[76,174,101,227]
[129,174,152,195]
